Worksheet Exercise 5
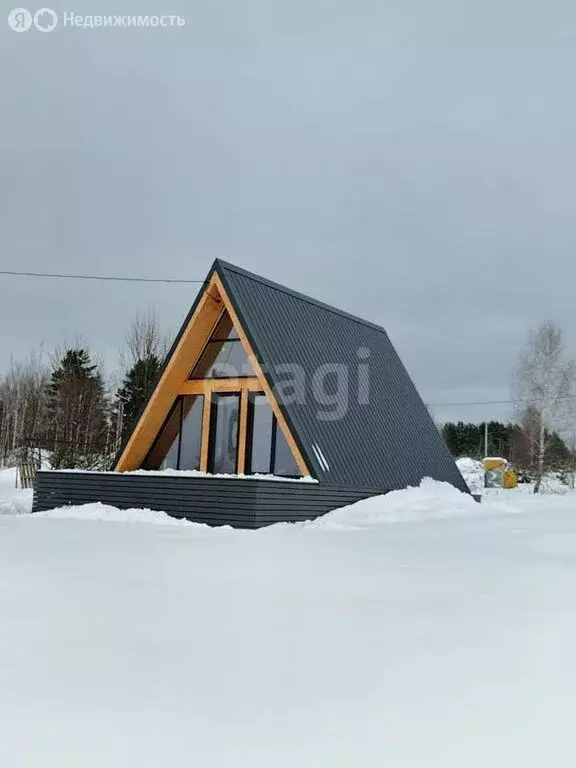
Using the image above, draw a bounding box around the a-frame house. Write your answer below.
[33,260,468,527]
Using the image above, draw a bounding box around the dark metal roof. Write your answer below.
[216,260,468,493]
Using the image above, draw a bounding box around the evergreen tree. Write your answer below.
[46,348,108,469]
[441,422,460,456]
[441,419,574,473]
[116,354,161,441]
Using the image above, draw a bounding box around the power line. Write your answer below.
[426,398,514,407]
[426,395,576,408]
[0,269,206,284]
[2,269,574,412]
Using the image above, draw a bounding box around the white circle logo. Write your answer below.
[33,7,57,31]
[7,8,33,31]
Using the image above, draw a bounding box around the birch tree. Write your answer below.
[513,323,576,492]
[0,350,49,466]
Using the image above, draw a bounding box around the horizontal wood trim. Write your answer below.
[178,378,261,395]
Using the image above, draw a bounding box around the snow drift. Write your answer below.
[0,468,33,516]
[305,478,493,529]
[456,456,485,495]
[34,501,195,526]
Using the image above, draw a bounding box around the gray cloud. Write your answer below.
[1,0,576,425]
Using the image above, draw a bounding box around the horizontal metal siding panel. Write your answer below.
[33,472,258,528]
[254,486,377,526]
[33,473,382,529]
[219,263,468,495]
[34,484,260,502]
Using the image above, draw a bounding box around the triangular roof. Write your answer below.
[114,260,468,494]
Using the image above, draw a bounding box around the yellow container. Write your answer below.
[483,458,506,471]
[503,468,518,489]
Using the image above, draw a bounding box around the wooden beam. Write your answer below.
[237,389,249,474]
[213,274,310,476]
[115,275,224,471]
[114,269,310,478]
[200,393,212,472]
[178,378,261,395]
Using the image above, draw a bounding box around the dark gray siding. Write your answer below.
[33,471,380,529]
[217,261,468,494]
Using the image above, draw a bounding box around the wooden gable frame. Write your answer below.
[114,273,309,476]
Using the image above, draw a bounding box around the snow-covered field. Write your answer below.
[2,467,576,766]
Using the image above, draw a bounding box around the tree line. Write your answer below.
[2,315,576,492]
[0,311,168,469]
[441,420,573,471]
[442,321,576,491]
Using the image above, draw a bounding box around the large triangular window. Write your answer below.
[117,273,306,478]
[189,311,256,379]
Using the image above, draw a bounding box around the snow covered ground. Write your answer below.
[0,466,33,515]
[2,469,576,766]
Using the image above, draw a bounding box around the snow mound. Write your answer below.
[456,457,484,495]
[34,502,195,526]
[0,468,33,515]
[306,478,518,530]
[0,488,33,516]
[538,474,569,495]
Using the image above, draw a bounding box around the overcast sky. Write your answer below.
[2,0,575,425]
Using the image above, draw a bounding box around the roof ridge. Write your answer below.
[214,259,387,334]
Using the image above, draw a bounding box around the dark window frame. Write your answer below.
[142,395,204,471]
[189,311,252,380]
[246,392,273,475]
[189,339,255,380]
[178,394,205,471]
[245,392,300,478]
[143,389,301,478]
[207,392,241,475]
[142,397,182,470]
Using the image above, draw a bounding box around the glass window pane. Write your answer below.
[143,399,182,470]
[190,341,255,379]
[209,394,240,474]
[189,310,251,379]
[274,425,301,477]
[248,394,273,474]
[179,395,204,470]
[210,312,237,341]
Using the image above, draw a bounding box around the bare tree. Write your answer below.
[564,431,576,489]
[513,323,576,492]
[0,349,49,467]
[119,308,169,373]
[115,309,170,446]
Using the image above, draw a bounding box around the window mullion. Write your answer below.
[199,393,212,472]
[237,389,249,474]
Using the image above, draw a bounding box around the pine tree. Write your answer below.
[46,348,108,469]
[442,421,520,460]
[116,354,161,441]
[441,422,460,456]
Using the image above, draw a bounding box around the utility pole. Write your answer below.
[484,421,488,457]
